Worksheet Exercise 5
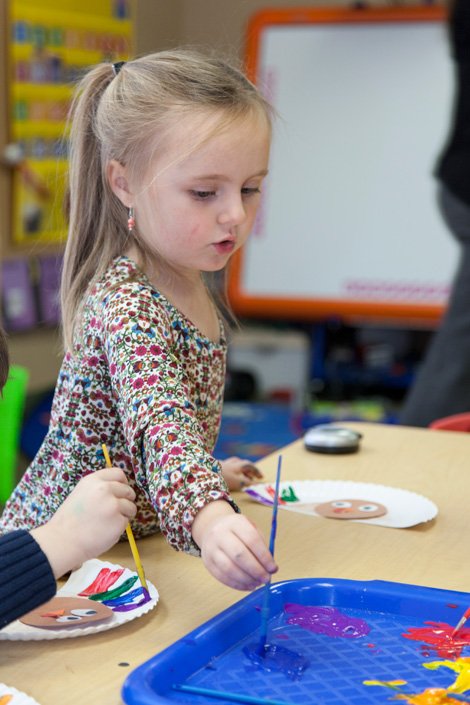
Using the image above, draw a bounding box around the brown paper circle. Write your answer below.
[315,498,387,520]
[20,596,113,628]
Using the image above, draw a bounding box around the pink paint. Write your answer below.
[402,622,470,659]
[284,603,370,639]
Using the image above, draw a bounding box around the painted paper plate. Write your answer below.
[0,559,158,641]
[0,684,41,704]
[243,480,438,528]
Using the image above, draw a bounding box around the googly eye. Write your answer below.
[56,615,82,622]
[70,609,98,617]
[331,501,352,508]
[358,504,379,512]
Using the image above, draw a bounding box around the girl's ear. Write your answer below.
[107,160,132,206]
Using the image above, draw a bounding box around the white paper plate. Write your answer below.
[0,684,40,704]
[0,559,158,641]
[243,480,438,528]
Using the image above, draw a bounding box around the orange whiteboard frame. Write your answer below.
[228,5,450,323]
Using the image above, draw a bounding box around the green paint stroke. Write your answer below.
[88,575,138,601]
[281,486,300,502]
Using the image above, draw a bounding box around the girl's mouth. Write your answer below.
[213,239,235,255]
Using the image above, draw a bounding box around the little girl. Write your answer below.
[0,49,276,591]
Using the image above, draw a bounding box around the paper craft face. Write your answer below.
[19,596,113,628]
[315,499,387,520]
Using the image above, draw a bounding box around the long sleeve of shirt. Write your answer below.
[0,530,56,629]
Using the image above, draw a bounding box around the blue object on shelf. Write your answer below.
[122,577,470,705]
[20,390,54,460]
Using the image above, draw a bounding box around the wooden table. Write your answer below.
[3,422,470,703]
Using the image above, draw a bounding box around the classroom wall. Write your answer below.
[136,0,444,58]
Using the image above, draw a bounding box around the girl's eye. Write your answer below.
[190,190,216,201]
[241,187,261,197]
[331,501,352,508]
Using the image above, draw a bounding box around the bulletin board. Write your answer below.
[228,6,458,322]
[7,0,133,245]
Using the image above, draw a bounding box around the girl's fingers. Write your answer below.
[231,519,277,574]
[119,497,137,518]
[206,548,268,591]
[242,463,263,479]
[214,528,273,584]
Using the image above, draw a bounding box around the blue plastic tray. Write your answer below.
[122,578,470,705]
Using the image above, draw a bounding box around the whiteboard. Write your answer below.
[229,7,458,322]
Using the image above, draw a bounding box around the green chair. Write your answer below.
[0,364,29,504]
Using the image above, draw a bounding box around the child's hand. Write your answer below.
[191,500,277,590]
[219,456,263,491]
[31,468,136,579]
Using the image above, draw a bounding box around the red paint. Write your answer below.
[402,622,470,659]
[78,567,124,596]
[265,485,286,504]
[447,604,459,609]
[367,644,375,648]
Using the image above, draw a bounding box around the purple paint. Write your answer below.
[243,642,309,680]
[111,586,152,613]
[284,603,370,639]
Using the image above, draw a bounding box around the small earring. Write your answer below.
[128,205,135,231]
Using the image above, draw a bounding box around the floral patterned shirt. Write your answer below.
[0,257,236,555]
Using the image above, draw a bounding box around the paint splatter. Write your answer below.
[243,642,309,680]
[424,658,470,695]
[402,623,470,659]
[364,658,470,703]
[284,603,370,639]
[281,486,300,502]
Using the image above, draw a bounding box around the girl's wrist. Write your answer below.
[191,499,236,549]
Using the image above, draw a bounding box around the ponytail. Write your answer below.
[61,64,131,351]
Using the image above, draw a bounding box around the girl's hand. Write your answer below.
[191,500,277,590]
[31,468,136,579]
[219,456,263,491]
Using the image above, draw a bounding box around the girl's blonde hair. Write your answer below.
[61,48,273,351]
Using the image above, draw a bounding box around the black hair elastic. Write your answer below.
[112,61,126,77]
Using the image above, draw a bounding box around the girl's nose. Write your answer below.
[217,196,247,226]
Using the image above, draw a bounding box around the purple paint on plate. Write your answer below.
[111,587,152,613]
[284,603,370,639]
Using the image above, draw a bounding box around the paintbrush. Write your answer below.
[257,454,282,656]
[101,444,149,594]
[173,684,290,705]
[451,605,470,639]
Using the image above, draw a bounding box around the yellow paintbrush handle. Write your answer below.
[101,444,148,591]
[125,525,148,590]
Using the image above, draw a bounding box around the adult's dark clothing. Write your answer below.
[0,530,56,629]
[400,0,470,427]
